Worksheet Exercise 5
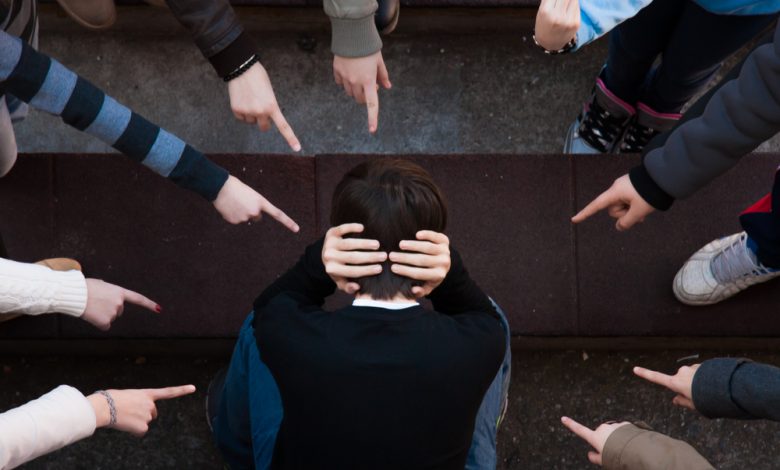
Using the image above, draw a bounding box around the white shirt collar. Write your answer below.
[352,298,420,310]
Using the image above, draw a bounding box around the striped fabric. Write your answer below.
[0,30,229,200]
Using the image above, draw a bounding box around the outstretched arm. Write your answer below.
[164,0,300,151]
[325,0,391,133]
[0,384,195,469]
[561,418,714,470]
[0,31,298,230]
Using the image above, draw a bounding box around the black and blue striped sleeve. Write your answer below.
[0,30,228,201]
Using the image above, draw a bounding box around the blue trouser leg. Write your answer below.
[465,300,512,470]
[213,313,283,470]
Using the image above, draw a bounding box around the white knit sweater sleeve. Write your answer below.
[0,385,97,469]
[0,258,87,317]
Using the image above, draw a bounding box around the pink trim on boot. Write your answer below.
[637,102,683,120]
[595,78,636,115]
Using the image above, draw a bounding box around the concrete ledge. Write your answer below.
[1,153,779,339]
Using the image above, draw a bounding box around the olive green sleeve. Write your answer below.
[602,424,715,470]
[323,0,382,57]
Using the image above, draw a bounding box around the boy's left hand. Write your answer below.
[390,231,450,298]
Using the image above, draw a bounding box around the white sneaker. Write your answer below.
[674,232,780,306]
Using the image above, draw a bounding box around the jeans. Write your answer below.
[602,0,777,113]
[212,304,512,470]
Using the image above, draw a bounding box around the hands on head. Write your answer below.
[561,363,700,466]
[534,0,580,51]
[333,51,392,134]
[87,385,196,437]
[322,223,450,297]
[571,174,656,231]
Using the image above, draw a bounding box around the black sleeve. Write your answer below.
[427,248,498,319]
[253,238,336,311]
[165,0,258,78]
[629,33,755,212]
[692,358,780,421]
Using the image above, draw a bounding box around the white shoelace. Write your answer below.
[711,233,775,284]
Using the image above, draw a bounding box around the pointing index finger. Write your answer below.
[271,109,301,152]
[365,83,379,133]
[122,289,159,313]
[572,192,612,224]
[261,199,300,233]
[633,366,675,390]
[560,417,598,449]
[147,385,197,401]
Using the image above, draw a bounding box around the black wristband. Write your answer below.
[628,164,675,211]
[223,54,260,83]
[532,30,576,55]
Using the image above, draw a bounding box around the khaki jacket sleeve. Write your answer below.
[323,0,381,57]
[602,424,715,470]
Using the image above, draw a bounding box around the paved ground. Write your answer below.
[4,349,780,469]
[15,7,780,155]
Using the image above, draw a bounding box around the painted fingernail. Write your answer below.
[155,305,163,313]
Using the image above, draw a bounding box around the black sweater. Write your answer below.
[252,239,506,470]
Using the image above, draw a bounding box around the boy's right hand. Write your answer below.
[213,175,300,232]
[322,223,387,294]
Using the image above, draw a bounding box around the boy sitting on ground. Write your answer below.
[208,159,511,469]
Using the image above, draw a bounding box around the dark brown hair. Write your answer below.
[330,159,448,300]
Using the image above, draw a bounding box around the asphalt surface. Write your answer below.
[4,350,780,469]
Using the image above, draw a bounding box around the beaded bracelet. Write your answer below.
[223,54,261,82]
[531,30,577,55]
[97,390,118,426]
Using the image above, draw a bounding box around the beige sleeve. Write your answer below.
[602,424,715,470]
[323,0,382,57]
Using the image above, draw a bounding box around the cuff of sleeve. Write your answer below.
[602,424,646,470]
[692,358,752,419]
[55,385,98,437]
[330,15,382,58]
[168,146,230,202]
[208,32,258,78]
[629,164,674,211]
[52,270,88,317]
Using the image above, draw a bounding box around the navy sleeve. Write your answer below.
[692,358,780,421]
